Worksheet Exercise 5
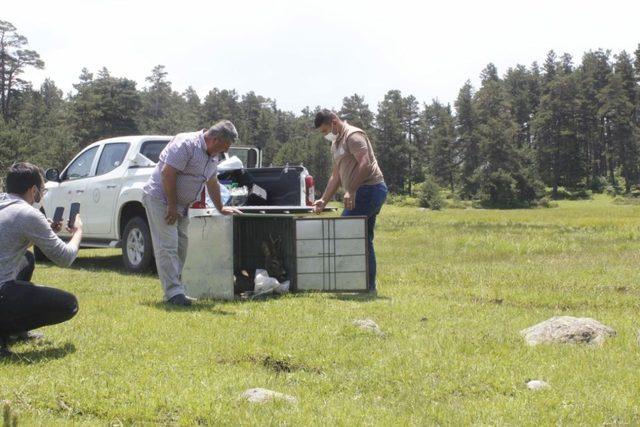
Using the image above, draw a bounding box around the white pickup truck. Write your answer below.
[38,135,316,273]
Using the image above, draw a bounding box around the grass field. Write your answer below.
[2,195,640,425]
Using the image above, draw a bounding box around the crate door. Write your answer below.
[295,217,368,291]
[183,215,235,300]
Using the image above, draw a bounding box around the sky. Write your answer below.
[4,0,640,114]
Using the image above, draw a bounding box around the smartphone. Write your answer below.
[68,202,80,229]
[53,207,64,223]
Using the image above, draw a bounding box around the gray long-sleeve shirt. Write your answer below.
[0,193,78,285]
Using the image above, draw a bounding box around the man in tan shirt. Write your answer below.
[313,109,388,292]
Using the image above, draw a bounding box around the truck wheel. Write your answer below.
[122,216,155,273]
[33,245,51,263]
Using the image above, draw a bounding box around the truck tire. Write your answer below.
[122,216,155,273]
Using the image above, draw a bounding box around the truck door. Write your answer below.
[84,142,131,236]
[48,145,100,236]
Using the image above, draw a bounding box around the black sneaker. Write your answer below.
[167,294,195,307]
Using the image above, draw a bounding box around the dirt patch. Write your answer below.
[216,354,323,374]
[262,356,296,373]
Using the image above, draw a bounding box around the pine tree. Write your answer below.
[403,95,422,192]
[528,61,542,126]
[504,64,536,148]
[474,64,543,206]
[69,67,141,145]
[614,51,637,106]
[272,108,332,190]
[178,86,202,130]
[634,44,640,82]
[455,81,480,198]
[0,20,44,120]
[599,52,639,191]
[533,64,583,196]
[576,50,613,185]
[139,65,175,133]
[339,94,375,135]
[542,51,558,90]
[201,88,240,125]
[424,100,457,191]
[239,91,265,146]
[375,90,410,193]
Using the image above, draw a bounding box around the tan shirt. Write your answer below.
[331,123,384,192]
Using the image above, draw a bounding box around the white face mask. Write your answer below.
[324,123,338,142]
[324,132,337,143]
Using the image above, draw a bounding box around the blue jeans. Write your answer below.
[342,182,388,291]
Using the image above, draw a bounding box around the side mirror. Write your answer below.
[45,168,60,182]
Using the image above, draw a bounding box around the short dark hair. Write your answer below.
[5,162,44,194]
[314,109,337,129]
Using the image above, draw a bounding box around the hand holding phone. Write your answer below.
[67,214,83,233]
[68,202,80,230]
[51,207,64,232]
[53,207,64,222]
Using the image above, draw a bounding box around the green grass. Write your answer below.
[3,195,640,425]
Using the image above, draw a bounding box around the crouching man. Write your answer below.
[143,120,242,306]
[0,163,82,357]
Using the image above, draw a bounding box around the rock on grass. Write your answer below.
[353,319,384,336]
[241,388,297,404]
[520,316,616,346]
[526,380,550,390]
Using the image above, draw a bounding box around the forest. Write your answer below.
[1,20,639,207]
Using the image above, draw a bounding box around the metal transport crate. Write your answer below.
[182,214,369,299]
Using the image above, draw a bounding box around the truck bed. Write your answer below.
[218,166,309,207]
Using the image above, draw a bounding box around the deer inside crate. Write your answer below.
[234,234,287,293]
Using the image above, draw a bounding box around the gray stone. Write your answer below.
[353,319,384,336]
[520,316,616,346]
[526,380,550,390]
[241,388,297,404]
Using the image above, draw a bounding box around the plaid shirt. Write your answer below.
[143,130,219,215]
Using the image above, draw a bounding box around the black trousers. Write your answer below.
[0,252,78,341]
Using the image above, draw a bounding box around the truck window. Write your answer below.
[140,140,170,163]
[96,143,130,175]
[228,147,259,168]
[63,146,99,181]
[228,147,248,166]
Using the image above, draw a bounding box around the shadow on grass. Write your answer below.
[1,342,76,364]
[39,254,156,276]
[140,300,235,315]
[71,255,128,273]
[329,293,390,302]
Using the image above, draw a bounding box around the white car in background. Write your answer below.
[38,135,316,273]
